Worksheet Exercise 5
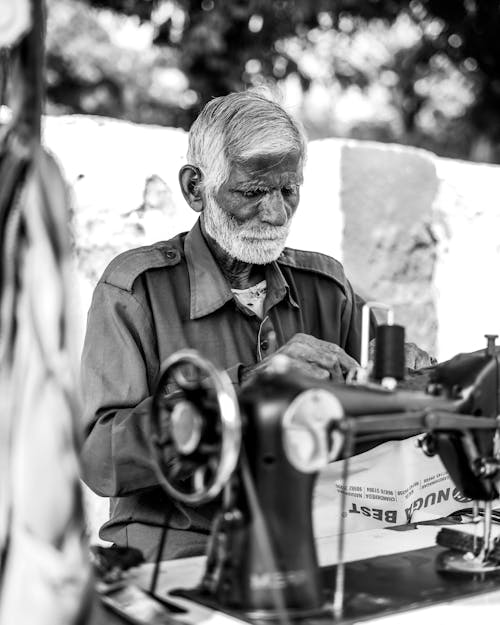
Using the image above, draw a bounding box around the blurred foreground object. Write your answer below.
[0,1,91,623]
[0,0,30,48]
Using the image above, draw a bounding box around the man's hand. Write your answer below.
[369,338,436,371]
[403,341,437,370]
[241,333,359,383]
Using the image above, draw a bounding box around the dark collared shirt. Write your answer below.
[80,219,365,559]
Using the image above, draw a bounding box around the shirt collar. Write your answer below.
[185,220,233,319]
[265,259,300,312]
[185,219,299,320]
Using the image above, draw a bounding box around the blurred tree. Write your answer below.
[45,0,195,127]
[45,0,500,162]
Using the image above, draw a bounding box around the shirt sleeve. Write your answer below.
[80,281,161,497]
[80,280,245,498]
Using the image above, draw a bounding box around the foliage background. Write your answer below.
[45,0,500,163]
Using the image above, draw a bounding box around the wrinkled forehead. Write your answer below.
[239,149,302,173]
[226,150,304,186]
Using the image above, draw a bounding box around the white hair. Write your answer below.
[187,89,307,194]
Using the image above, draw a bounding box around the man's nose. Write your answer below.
[260,190,287,226]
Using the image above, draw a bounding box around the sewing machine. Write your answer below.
[104,305,500,624]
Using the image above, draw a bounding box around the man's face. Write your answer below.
[202,151,303,264]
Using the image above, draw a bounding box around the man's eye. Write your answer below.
[242,188,266,198]
[282,185,298,196]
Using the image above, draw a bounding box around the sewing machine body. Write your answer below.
[149,339,500,622]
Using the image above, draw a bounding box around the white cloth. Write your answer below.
[231,279,267,320]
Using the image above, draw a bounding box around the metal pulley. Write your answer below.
[282,388,345,473]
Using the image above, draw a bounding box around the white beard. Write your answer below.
[203,193,291,264]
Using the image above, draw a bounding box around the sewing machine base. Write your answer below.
[171,545,500,624]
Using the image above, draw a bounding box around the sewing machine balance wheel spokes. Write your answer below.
[150,349,241,505]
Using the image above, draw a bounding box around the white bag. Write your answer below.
[314,435,471,538]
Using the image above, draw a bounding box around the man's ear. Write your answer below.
[179,165,204,212]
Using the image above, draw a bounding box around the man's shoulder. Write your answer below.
[100,233,186,292]
[278,247,350,294]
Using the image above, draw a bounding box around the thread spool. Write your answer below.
[373,324,405,381]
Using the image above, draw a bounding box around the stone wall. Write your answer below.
[340,141,440,354]
[43,115,500,362]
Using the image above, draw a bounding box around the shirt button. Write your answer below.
[260,339,269,351]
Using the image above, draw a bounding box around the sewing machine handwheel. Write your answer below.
[150,349,241,504]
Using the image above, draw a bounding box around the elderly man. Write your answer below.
[80,91,430,561]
